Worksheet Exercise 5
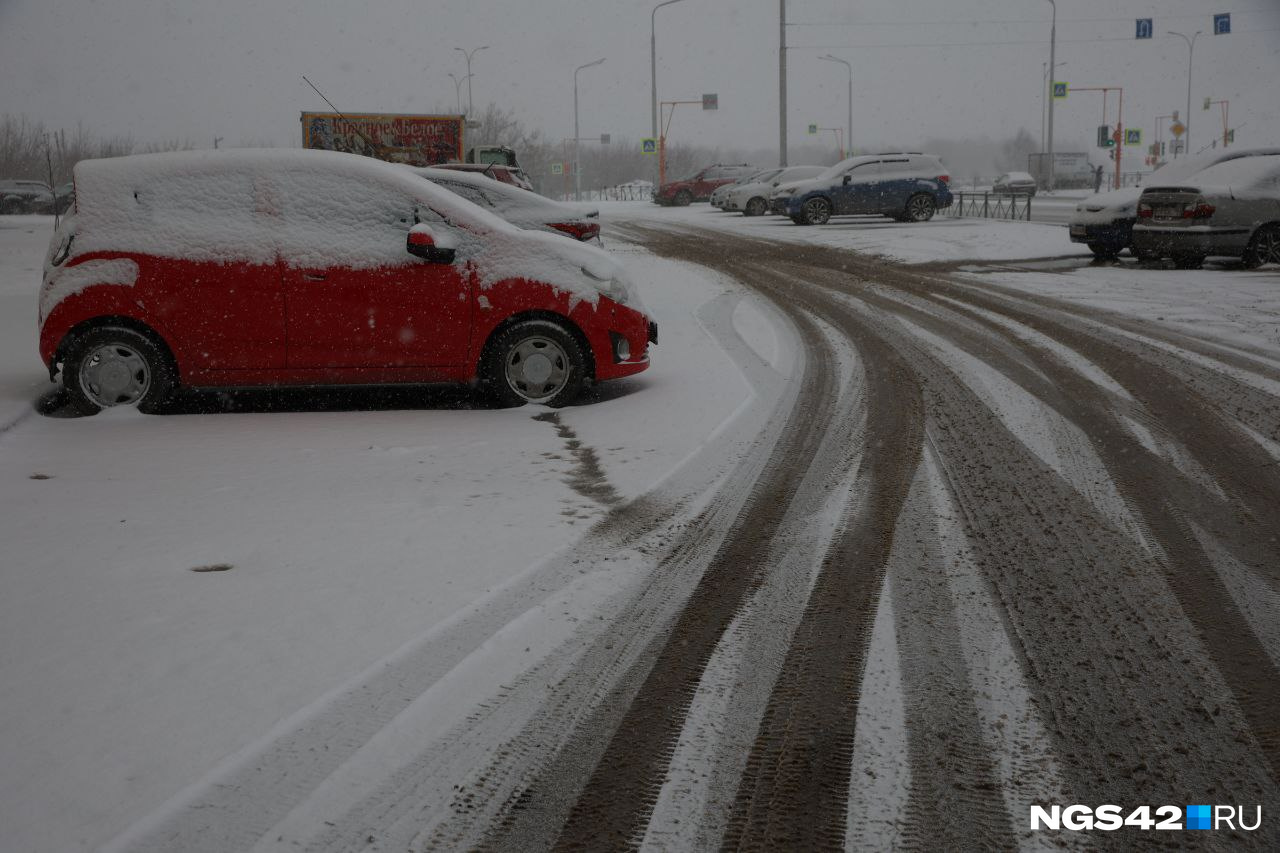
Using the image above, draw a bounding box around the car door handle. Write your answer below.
[302,272,327,281]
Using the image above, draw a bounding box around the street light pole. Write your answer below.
[1044,0,1056,191]
[819,54,852,159]
[453,45,489,116]
[651,0,687,186]
[448,73,472,115]
[1168,31,1202,157]
[779,0,787,166]
[574,58,606,202]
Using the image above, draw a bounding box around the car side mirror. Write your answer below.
[842,175,852,185]
[406,223,457,264]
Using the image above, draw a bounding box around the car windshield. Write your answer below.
[5,4,1280,852]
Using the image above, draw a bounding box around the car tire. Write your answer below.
[904,193,936,222]
[481,319,587,408]
[1242,223,1280,269]
[1172,254,1205,270]
[800,197,832,225]
[744,197,768,217]
[790,213,809,226]
[1087,243,1121,260]
[673,189,693,207]
[62,325,176,416]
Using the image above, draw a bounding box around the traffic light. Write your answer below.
[1097,125,1115,148]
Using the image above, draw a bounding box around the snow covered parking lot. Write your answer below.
[4,207,1280,850]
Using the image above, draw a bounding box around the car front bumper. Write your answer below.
[1131,224,1252,258]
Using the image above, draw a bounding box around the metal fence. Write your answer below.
[943,191,1032,221]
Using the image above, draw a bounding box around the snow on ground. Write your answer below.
[599,200,1093,264]
[4,204,1278,852]
[0,215,784,852]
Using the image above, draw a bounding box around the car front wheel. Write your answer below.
[745,197,768,217]
[1242,223,1280,269]
[63,326,175,416]
[904,193,936,222]
[673,189,693,207]
[801,197,832,225]
[482,319,587,408]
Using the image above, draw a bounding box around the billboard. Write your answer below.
[300,112,464,166]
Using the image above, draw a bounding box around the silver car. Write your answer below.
[723,166,825,216]
[1131,154,1280,269]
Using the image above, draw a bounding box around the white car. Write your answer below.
[723,166,825,216]
[1068,148,1280,259]
[710,169,773,209]
[411,167,601,241]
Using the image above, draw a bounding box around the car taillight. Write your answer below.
[938,174,950,184]
[1137,203,1154,219]
[1183,201,1215,219]
[551,221,600,241]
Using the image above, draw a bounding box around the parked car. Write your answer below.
[430,161,534,191]
[0,179,54,214]
[52,182,75,215]
[654,163,757,206]
[412,166,600,241]
[992,171,1037,196]
[1131,153,1280,269]
[1069,148,1280,259]
[710,169,772,209]
[723,166,825,216]
[778,153,952,225]
[39,149,655,414]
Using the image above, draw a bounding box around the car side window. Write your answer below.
[879,159,911,178]
[844,162,882,182]
[133,171,265,261]
[275,170,421,269]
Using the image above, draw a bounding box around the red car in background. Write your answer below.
[654,163,757,206]
[39,149,654,414]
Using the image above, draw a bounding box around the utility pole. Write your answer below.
[651,0,688,184]
[1044,0,1056,191]
[448,73,471,115]
[779,0,787,166]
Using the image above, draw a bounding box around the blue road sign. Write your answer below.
[1214,13,1231,34]
[1136,19,1153,39]
[1052,82,1068,99]
[641,138,657,155]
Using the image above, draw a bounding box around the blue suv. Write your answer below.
[779,153,952,225]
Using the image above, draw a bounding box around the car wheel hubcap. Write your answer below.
[805,199,829,224]
[505,336,569,402]
[909,197,933,220]
[1263,228,1280,264]
[80,343,150,407]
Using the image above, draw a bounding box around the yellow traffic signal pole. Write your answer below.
[658,99,703,188]
[1205,98,1230,148]
[1074,86,1123,189]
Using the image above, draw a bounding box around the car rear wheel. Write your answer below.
[801,197,832,225]
[1087,243,1121,260]
[63,326,175,416]
[673,189,693,207]
[482,319,587,408]
[744,197,768,217]
[1242,223,1280,269]
[904,193,936,222]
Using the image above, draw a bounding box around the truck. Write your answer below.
[301,112,464,166]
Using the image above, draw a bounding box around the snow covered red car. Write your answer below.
[39,149,655,413]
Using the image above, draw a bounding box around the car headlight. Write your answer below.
[581,266,632,306]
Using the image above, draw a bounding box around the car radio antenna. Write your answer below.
[302,76,387,160]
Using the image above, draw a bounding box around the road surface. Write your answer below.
[109,224,1280,852]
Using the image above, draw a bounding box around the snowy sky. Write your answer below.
[3,0,1278,156]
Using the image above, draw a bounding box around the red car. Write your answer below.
[430,161,534,191]
[39,149,655,414]
[654,163,757,206]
